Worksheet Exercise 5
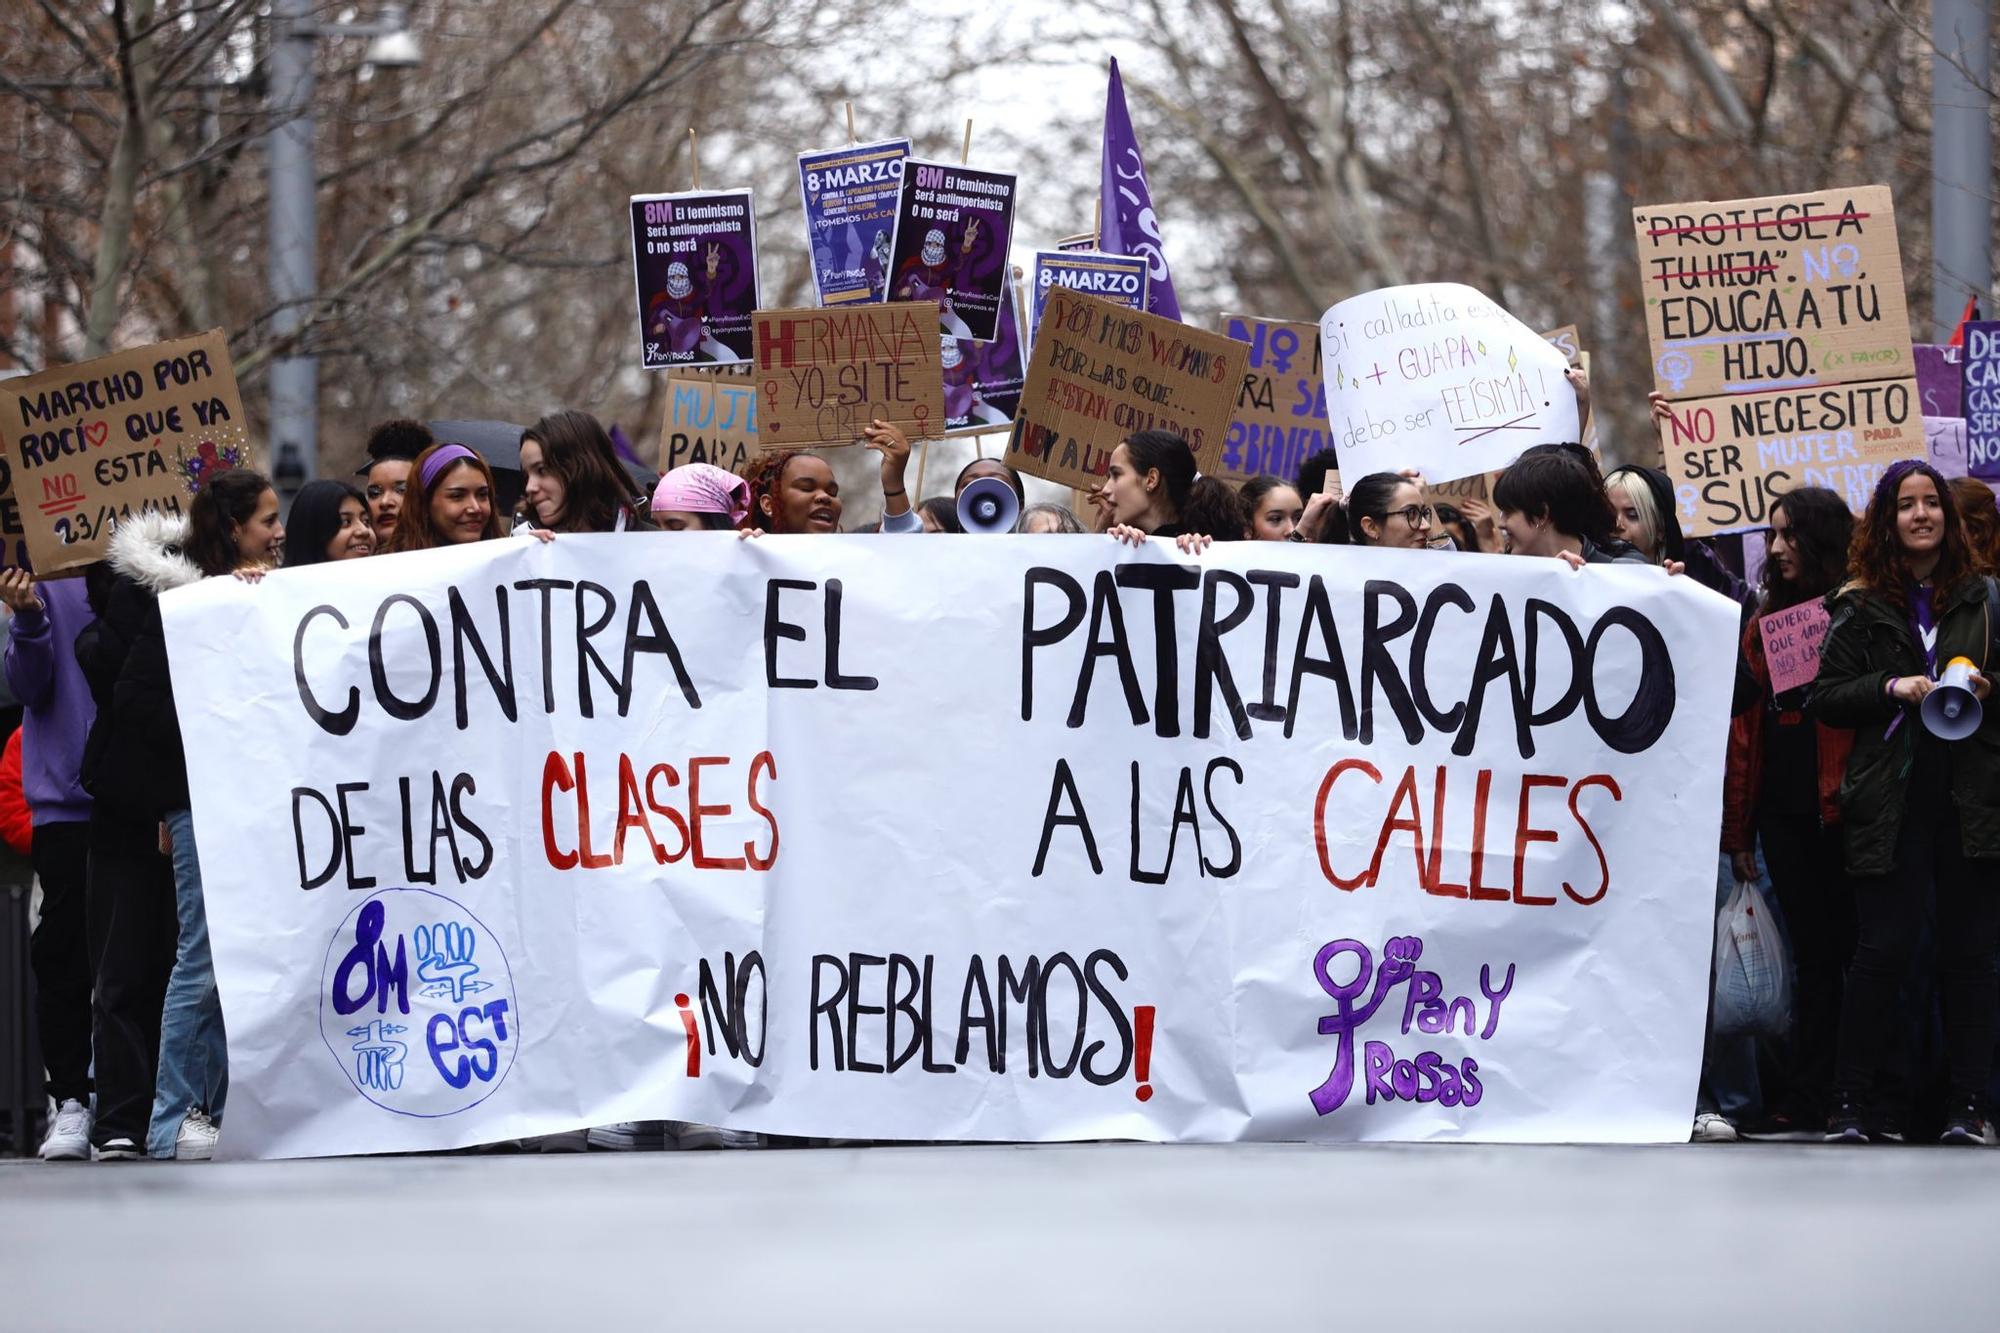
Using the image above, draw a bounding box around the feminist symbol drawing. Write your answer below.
[415,922,492,1004]
[347,1020,409,1092]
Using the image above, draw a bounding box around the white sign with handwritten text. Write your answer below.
[1320,284,1578,485]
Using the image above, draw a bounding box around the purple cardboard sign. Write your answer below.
[1914,343,1964,419]
[1760,601,1831,696]
[629,189,760,370]
[885,159,1018,344]
[1928,415,1968,480]
[1967,322,2000,481]
[944,283,1025,435]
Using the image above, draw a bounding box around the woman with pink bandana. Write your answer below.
[651,464,752,531]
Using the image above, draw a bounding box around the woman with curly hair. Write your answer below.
[745,418,919,534]
[1949,476,2000,573]
[1812,459,2000,1145]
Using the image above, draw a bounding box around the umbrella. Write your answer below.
[427,419,526,515]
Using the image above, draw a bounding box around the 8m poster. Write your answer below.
[798,138,910,307]
[629,189,761,370]
[885,159,1018,344]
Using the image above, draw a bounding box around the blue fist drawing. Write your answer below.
[415,921,492,1004]
[348,1020,409,1092]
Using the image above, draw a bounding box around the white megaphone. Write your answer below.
[957,476,1020,534]
[1921,656,1984,741]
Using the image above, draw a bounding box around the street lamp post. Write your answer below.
[266,2,420,500]
[1930,0,1992,341]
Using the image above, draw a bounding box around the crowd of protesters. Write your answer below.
[11,375,2000,1159]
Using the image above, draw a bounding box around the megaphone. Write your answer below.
[1921,656,1984,740]
[957,476,1020,534]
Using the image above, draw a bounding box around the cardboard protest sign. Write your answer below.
[1928,417,1968,481]
[1055,232,1100,253]
[1218,315,1330,485]
[798,138,910,307]
[165,535,1732,1159]
[752,301,944,449]
[0,330,250,577]
[1007,287,1238,491]
[1760,602,1832,695]
[1031,250,1149,340]
[1915,344,1964,419]
[1633,186,1921,534]
[629,189,760,370]
[1319,284,1576,486]
[945,283,1026,436]
[1966,322,2000,480]
[885,159,1017,343]
[658,373,759,476]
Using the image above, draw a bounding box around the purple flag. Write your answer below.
[1100,58,1180,321]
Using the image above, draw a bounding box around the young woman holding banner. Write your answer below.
[1315,471,1435,549]
[283,480,376,566]
[1813,459,2000,1145]
[1104,429,1211,553]
[1720,487,1856,1135]
[1235,476,1304,542]
[384,444,510,550]
[519,411,656,534]
[746,419,920,535]
[99,470,284,1159]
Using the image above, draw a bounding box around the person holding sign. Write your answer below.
[1813,459,2000,1146]
[745,421,920,536]
[283,481,378,567]
[1721,488,1856,1135]
[519,411,657,534]
[1104,430,1210,552]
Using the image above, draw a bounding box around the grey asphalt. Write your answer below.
[3,1142,1995,1330]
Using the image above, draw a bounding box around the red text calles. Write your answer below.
[541,750,778,872]
[1312,759,1620,907]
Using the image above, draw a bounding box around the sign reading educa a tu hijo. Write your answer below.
[1008,287,1239,492]
[0,330,251,577]
[1633,185,1921,536]
[752,301,945,450]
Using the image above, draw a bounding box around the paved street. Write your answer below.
[4,1141,1996,1330]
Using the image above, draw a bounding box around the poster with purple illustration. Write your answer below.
[1968,322,2000,480]
[945,282,1026,435]
[798,138,910,307]
[885,158,1017,344]
[629,189,760,370]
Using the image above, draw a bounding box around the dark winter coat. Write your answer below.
[77,513,203,821]
[1810,575,2000,877]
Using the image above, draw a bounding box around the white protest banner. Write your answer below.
[165,538,1730,1160]
[1320,284,1577,485]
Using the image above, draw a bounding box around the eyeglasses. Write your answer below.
[1379,503,1433,527]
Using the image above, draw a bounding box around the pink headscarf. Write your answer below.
[652,464,750,527]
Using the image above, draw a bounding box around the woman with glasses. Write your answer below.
[1317,472,1437,549]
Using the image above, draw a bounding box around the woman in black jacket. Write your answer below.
[1812,458,1999,1145]
[115,471,284,1159]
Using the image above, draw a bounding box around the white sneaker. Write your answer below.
[39,1098,93,1161]
[1692,1112,1739,1143]
[173,1108,219,1161]
[92,1137,143,1161]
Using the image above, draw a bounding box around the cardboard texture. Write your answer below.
[659,372,760,476]
[752,301,944,450]
[1006,287,1238,492]
[0,329,251,576]
[1760,602,1831,696]
[1218,314,1329,486]
[1633,185,1917,534]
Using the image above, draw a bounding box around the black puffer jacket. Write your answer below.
[77,512,202,821]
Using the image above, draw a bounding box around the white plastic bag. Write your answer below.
[1712,878,1791,1037]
